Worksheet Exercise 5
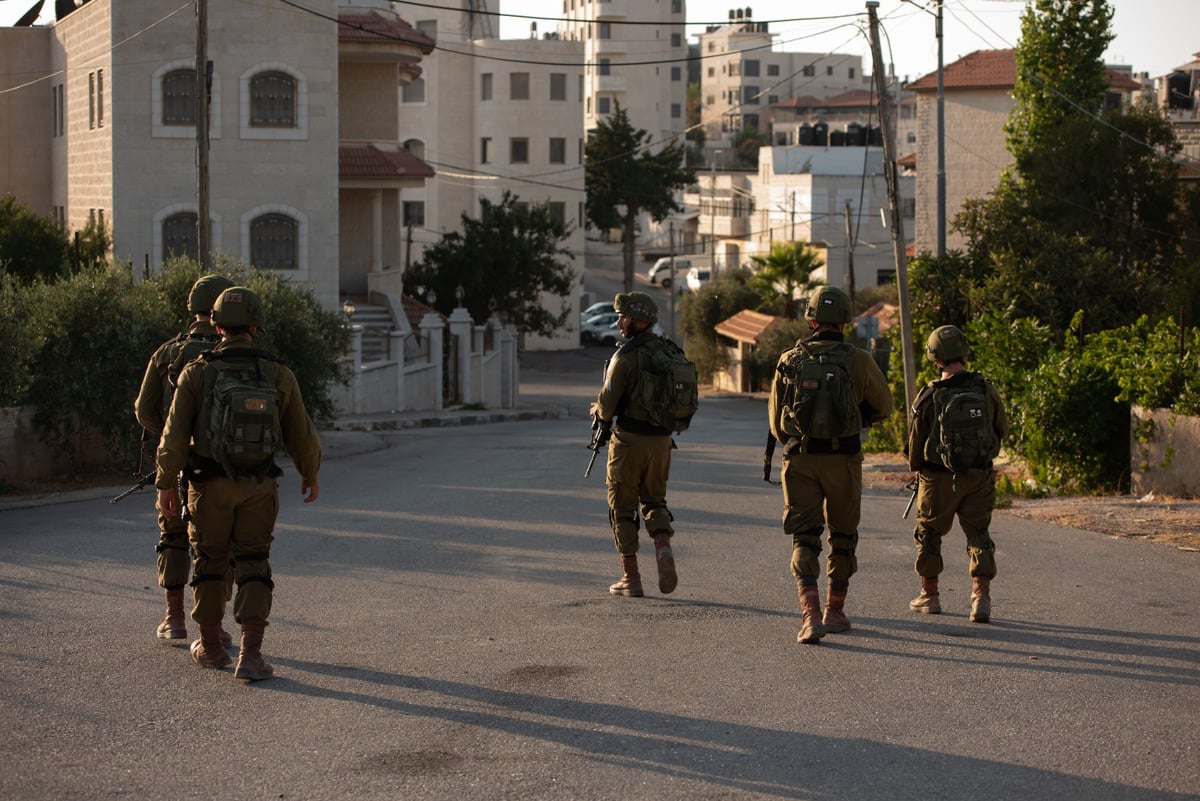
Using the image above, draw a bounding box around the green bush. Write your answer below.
[0,272,42,406]
[0,194,70,284]
[677,268,759,382]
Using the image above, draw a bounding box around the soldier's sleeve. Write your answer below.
[767,353,788,444]
[988,381,1010,441]
[278,367,322,486]
[854,349,894,424]
[155,362,200,488]
[133,355,164,435]
[594,351,633,421]
[906,387,932,471]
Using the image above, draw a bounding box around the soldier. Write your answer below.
[591,292,683,598]
[768,286,893,644]
[906,325,1008,623]
[134,274,232,643]
[156,286,322,681]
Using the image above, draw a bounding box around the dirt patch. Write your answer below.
[864,453,1200,552]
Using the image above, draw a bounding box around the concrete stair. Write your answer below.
[347,303,393,363]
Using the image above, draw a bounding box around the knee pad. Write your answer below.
[829,529,859,558]
[790,526,824,554]
[642,506,673,535]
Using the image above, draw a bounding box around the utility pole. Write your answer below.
[867,1,917,413]
[668,222,676,340]
[935,0,946,258]
[844,199,856,309]
[195,0,211,271]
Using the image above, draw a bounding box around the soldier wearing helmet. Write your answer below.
[767,285,894,644]
[134,273,234,645]
[590,291,683,598]
[156,285,322,682]
[905,325,1009,623]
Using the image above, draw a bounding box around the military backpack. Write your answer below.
[776,340,862,445]
[624,336,699,434]
[920,373,1000,472]
[200,348,283,480]
[159,331,221,421]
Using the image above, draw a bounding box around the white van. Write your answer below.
[647,255,711,289]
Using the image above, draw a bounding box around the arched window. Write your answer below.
[250,213,297,269]
[163,212,199,261]
[162,68,195,125]
[249,71,295,127]
[403,139,425,159]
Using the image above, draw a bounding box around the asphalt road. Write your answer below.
[1,375,1197,800]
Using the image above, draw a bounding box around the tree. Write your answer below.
[405,192,575,338]
[747,241,824,319]
[0,194,69,284]
[677,267,759,381]
[585,102,695,292]
[731,128,770,169]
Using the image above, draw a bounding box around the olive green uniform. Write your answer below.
[768,330,893,582]
[156,335,322,628]
[906,370,1008,579]
[134,320,221,591]
[594,333,675,555]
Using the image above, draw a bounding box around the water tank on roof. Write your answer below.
[845,122,865,147]
[868,125,883,146]
[812,121,828,146]
[830,129,846,147]
[798,123,814,146]
[1167,71,1194,109]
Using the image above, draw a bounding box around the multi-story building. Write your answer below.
[697,9,868,149]
[0,0,437,311]
[767,89,917,159]
[557,0,687,148]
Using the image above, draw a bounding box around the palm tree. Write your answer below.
[748,242,825,319]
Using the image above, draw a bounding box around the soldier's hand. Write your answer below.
[301,481,319,504]
[158,487,180,520]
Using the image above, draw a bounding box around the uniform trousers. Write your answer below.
[781,450,862,581]
[912,468,997,579]
[606,428,674,555]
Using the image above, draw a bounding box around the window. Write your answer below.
[510,137,529,163]
[826,66,834,76]
[599,58,611,76]
[548,202,566,225]
[671,66,681,81]
[481,136,492,163]
[250,213,298,270]
[416,20,437,40]
[744,86,760,105]
[403,138,425,159]
[96,69,104,128]
[671,32,682,47]
[671,0,682,12]
[549,137,566,164]
[767,64,780,76]
[597,96,610,114]
[481,73,493,100]
[550,72,567,100]
[744,113,759,130]
[88,72,95,129]
[707,67,715,78]
[902,198,915,218]
[768,95,779,105]
[403,201,425,227]
[578,137,584,164]
[598,22,611,39]
[743,59,760,77]
[706,95,714,106]
[510,72,530,100]
[162,69,195,125]
[671,103,682,119]
[907,131,917,144]
[250,71,295,127]
[402,77,425,103]
[163,212,198,261]
[803,65,815,77]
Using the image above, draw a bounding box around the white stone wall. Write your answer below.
[914,87,1014,256]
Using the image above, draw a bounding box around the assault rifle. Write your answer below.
[584,414,612,478]
[902,477,920,519]
[762,432,781,485]
[110,471,157,504]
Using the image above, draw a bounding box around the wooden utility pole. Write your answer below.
[844,199,856,308]
[867,1,917,413]
[195,0,211,271]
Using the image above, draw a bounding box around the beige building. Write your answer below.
[697,10,867,149]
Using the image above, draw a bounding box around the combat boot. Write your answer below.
[822,584,851,633]
[652,533,677,595]
[156,587,187,640]
[796,585,826,644]
[609,554,644,597]
[970,577,991,623]
[190,624,232,669]
[909,577,942,614]
[233,624,274,682]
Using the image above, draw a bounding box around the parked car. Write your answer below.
[579,312,621,345]
[647,256,710,289]
[685,266,712,293]
[580,301,615,323]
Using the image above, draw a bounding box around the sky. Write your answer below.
[2,0,1196,81]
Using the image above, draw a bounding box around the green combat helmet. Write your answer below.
[926,325,971,363]
[805,286,852,324]
[614,291,658,323]
[212,286,266,329]
[188,274,235,314]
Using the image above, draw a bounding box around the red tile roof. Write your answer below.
[338,8,435,52]
[714,309,781,344]
[340,145,435,180]
[907,49,1017,92]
